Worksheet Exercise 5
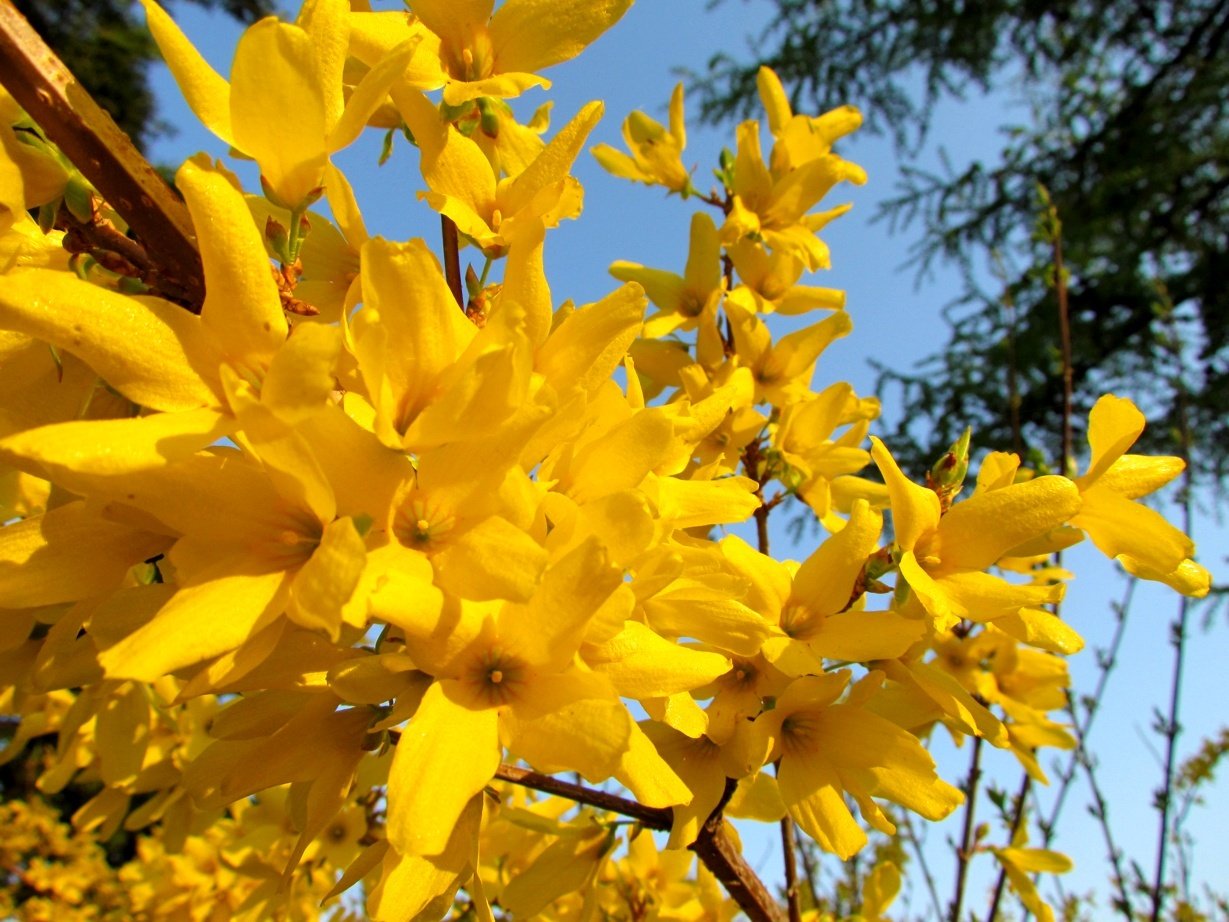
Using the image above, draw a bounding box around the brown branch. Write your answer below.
[495,765,784,921]
[780,816,802,922]
[0,0,204,310]
[692,811,786,922]
[1054,235,1073,473]
[494,764,672,830]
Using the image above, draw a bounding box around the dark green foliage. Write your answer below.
[14,0,274,152]
[697,0,1229,482]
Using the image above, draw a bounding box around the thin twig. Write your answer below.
[495,766,783,922]
[986,773,1031,921]
[794,825,820,910]
[494,764,671,830]
[0,0,204,309]
[949,733,984,922]
[1149,299,1196,922]
[780,815,802,922]
[1040,577,1136,845]
[903,814,945,921]
[1079,747,1135,920]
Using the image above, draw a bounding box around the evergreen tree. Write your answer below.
[697,0,1229,480]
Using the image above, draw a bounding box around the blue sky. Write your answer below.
[146,0,1226,914]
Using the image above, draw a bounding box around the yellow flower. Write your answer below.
[380,538,690,856]
[753,671,963,859]
[406,0,633,106]
[871,437,1081,632]
[725,237,846,315]
[727,299,853,408]
[719,67,866,270]
[592,83,693,195]
[142,0,416,207]
[393,86,602,258]
[772,382,881,529]
[1072,394,1210,596]
[610,211,723,337]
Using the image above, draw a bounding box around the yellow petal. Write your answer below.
[992,608,1084,655]
[287,517,367,639]
[489,0,631,73]
[780,756,866,859]
[790,498,881,615]
[432,514,548,603]
[355,237,477,436]
[1073,485,1195,580]
[615,719,692,807]
[391,86,497,223]
[260,322,341,423]
[535,282,647,397]
[140,0,233,144]
[586,621,730,698]
[1078,394,1144,488]
[0,501,167,607]
[98,566,290,681]
[387,680,499,856]
[0,408,232,481]
[327,37,420,151]
[408,0,493,55]
[231,20,328,207]
[566,411,674,501]
[757,66,792,134]
[652,474,761,529]
[808,610,925,661]
[937,475,1081,573]
[501,825,611,918]
[0,270,221,411]
[297,0,349,132]
[500,101,603,218]
[507,683,630,780]
[870,437,940,552]
[499,217,552,347]
[178,159,287,365]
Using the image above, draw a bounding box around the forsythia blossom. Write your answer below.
[0,4,1212,921]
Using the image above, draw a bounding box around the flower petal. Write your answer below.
[0,501,167,607]
[178,159,287,366]
[98,565,290,681]
[387,679,500,856]
[230,19,328,207]
[489,0,631,74]
[870,437,939,552]
[140,0,233,144]
[937,475,1080,573]
[0,271,221,411]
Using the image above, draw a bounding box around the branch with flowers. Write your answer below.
[0,1,1213,920]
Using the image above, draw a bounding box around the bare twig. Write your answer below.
[986,774,1031,921]
[949,734,985,922]
[494,764,671,830]
[903,814,945,920]
[1149,296,1197,922]
[780,815,802,922]
[1079,746,1135,920]
[494,765,784,921]
[0,0,204,309]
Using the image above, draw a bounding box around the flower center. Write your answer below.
[392,492,455,552]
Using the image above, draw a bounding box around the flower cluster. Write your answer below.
[0,1,1210,919]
